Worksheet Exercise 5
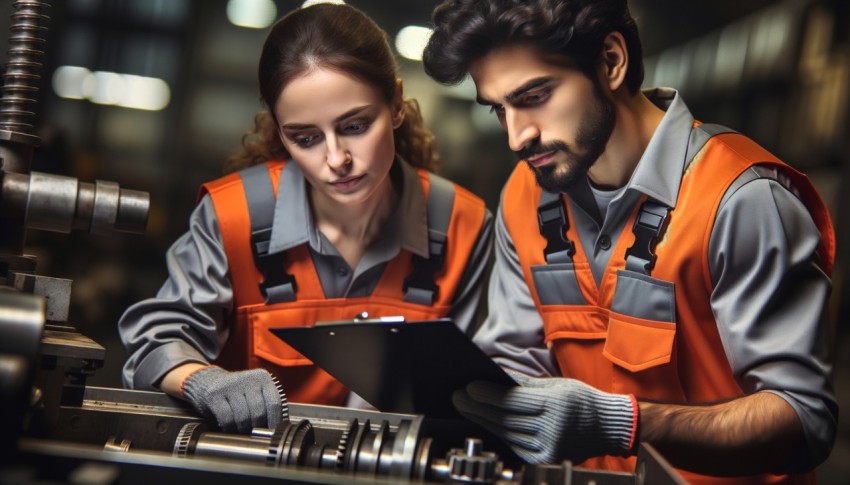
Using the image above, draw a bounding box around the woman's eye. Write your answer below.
[294,133,320,147]
[342,120,370,135]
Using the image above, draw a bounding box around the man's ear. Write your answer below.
[392,78,405,129]
[600,31,628,92]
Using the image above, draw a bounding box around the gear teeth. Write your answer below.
[271,375,289,421]
[268,420,289,467]
[336,419,357,470]
[173,422,203,458]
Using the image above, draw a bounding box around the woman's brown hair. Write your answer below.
[226,3,438,173]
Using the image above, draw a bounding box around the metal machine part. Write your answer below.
[0,5,152,482]
[0,288,43,458]
[170,418,436,480]
[0,0,150,267]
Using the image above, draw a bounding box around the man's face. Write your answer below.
[470,44,615,192]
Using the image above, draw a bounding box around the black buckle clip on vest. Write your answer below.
[538,192,575,264]
[624,200,670,275]
[402,173,454,305]
[403,228,446,304]
[251,226,297,304]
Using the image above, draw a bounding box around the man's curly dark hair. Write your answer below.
[422,0,644,94]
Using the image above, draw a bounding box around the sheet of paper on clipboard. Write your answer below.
[270,317,515,418]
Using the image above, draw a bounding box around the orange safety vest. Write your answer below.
[502,125,834,484]
[199,160,488,406]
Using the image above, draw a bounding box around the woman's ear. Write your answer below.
[392,78,405,129]
[600,31,628,92]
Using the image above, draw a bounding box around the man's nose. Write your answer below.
[505,108,540,153]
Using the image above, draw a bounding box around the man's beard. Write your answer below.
[515,82,616,193]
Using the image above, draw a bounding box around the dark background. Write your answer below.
[2,0,847,481]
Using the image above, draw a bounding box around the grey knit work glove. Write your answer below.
[452,374,637,465]
[182,366,287,434]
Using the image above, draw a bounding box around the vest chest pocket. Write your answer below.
[530,263,588,305]
[603,270,677,372]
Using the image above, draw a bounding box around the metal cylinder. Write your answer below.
[5,171,150,235]
[193,434,271,464]
[25,171,77,233]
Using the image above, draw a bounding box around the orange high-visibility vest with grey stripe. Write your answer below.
[502,126,834,484]
[200,160,488,406]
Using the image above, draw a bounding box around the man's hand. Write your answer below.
[182,366,286,434]
[453,374,637,464]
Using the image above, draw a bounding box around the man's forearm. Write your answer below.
[638,391,805,476]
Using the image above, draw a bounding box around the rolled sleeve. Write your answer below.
[709,177,837,470]
[473,202,559,377]
[118,195,234,390]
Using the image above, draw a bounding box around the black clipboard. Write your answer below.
[270,318,515,418]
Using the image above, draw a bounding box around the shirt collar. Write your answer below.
[625,87,695,208]
[267,158,429,258]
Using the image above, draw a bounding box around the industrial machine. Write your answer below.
[0,1,686,483]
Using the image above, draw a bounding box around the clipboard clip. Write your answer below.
[316,313,407,326]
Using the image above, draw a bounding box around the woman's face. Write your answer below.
[274,67,402,208]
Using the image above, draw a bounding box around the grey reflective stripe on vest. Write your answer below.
[403,172,455,305]
[685,123,737,171]
[240,163,296,304]
[719,165,802,210]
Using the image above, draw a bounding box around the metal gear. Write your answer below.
[270,375,289,421]
[173,422,205,458]
[336,418,358,470]
[267,419,292,467]
[446,438,500,484]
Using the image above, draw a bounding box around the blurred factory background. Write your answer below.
[0,0,847,481]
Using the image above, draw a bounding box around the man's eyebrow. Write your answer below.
[475,77,555,107]
[281,106,371,130]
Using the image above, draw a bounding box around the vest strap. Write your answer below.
[240,163,297,304]
[403,173,455,305]
[537,190,575,264]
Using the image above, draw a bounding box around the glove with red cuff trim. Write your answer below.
[453,372,638,465]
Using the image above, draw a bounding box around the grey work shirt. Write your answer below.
[476,88,836,468]
[119,160,493,396]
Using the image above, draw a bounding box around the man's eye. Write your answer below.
[489,105,505,116]
[521,89,551,106]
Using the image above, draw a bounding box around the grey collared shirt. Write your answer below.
[476,88,836,469]
[119,160,493,396]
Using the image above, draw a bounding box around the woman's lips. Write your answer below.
[329,174,365,191]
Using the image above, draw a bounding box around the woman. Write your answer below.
[118,3,492,434]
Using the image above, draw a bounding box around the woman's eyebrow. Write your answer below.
[280,105,372,131]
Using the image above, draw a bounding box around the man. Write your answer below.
[422,0,837,482]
